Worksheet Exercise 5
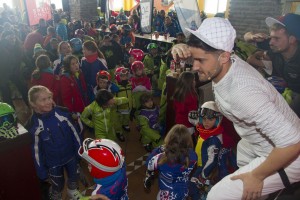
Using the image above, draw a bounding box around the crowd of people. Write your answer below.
[0,2,299,200]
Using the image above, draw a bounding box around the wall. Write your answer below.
[154,0,174,12]
[69,0,98,21]
[228,0,283,39]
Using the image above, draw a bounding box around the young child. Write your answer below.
[53,41,72,75]
[114,66,133,132]
[188,101,238,200]
[172,71,198,135]
[80,89,128,140]
[78,138,128,200]
[31,55,60,104]
[81,40,108,103]
[60,55,88,113]
[27,85,82,200]
[69,37,83,60]
[144,124,197,199]
[130,61,152,119]
[93,70,119,95]
[119,24,135,47]
[143,43,161,92]
[43,26,62,51]
[137,92,163,152]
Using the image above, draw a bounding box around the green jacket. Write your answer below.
[81,97,128,139]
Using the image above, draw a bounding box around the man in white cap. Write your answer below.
[172,17,300,200]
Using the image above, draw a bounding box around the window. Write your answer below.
[204,0,228,14]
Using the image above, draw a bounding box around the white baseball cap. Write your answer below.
[186,17,236,52]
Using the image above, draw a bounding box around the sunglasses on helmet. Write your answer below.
[200,108,220,119]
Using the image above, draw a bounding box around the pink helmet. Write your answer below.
[129,49,144,61]
[78,138,124,179]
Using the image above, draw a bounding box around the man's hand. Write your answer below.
[231,172,263,200]
[89,194,110,200]
[171,44,191,61]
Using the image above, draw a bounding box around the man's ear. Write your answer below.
[219,52,231,64]
[289,35,297,45]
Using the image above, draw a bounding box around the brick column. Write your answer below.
[69,0,98,22]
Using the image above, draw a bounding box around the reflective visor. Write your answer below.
[200,108,218,119]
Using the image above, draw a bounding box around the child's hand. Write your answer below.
[90,194,110,200]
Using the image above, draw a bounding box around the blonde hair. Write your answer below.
[28,85,53,104]
[158,124,193,168]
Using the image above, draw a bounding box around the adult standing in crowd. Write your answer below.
[0,30,29,107]
[172,17,300,200]
[23,18,46,58]
[248,13,300,117]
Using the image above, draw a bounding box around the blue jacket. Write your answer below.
[56,23,68,41]
[146,146,197,199]
[81,57,108,102]
[28,107,82,180]
[93,163,128,200]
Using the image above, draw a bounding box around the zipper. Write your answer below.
[47,128,54,143]
[58,123,65,138]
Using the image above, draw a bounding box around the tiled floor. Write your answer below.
[12,99,300,200]
[13,99,159,200]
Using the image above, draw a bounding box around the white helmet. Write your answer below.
[200,101,222,126]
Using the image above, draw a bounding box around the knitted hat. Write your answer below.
[33,43,45,54]
[266,13,300,40]
[186,17,236,52]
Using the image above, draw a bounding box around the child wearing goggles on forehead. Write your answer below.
[93,70,119,95]
[188,101,238,200]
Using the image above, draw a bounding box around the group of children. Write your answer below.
[3,19,241,199]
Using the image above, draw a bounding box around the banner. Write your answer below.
[173,0,202,37]
[140,0,153,34]
[25,0,52,26]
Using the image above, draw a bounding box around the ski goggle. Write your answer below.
[119,68,129,75]
[0,114,15,127]
[200,108,220,119]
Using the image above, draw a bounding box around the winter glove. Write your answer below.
[144,170,154,190]
[188,110,200,126]
[130,108,136,121]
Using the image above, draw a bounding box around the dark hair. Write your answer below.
[176,32,185,37]
[63,55,78,73]
[187,34,220,52]
[173,71,197,102]
[95,89,114,106]
[83,40,105,59]
[159,124,193,167]
[47,26,56,34]
[35,55,51,69]
[140,92,153,106]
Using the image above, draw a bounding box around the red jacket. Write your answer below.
[60,72,88,113]
[31,69,61,104]
[173,92,198,128]
[221,117,240,148]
